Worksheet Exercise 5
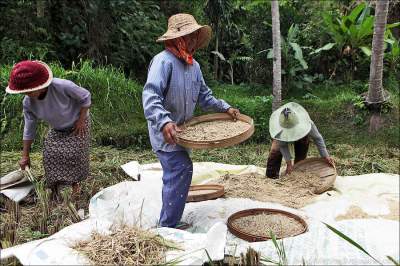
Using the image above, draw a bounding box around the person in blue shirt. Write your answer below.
[142,14,239,229]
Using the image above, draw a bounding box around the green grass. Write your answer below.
[2,61,399,151]
[211,82,399,147]
[1,60,147,150]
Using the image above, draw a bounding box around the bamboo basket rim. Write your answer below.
[176,113,255,149]
[186,184,225,202]
[293,157,337,194]
[227,208,308,242]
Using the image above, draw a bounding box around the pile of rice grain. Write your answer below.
[73,226,177,265]
[232,213,305,238]
[214,171,324,208]
[178,120,250,141]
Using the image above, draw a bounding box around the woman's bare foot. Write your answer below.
[50,186,61,203]
[72,183,81,201]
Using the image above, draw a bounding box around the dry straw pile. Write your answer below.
[74,226,178,265]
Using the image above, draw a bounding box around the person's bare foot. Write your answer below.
[50,186,61,203]
[72,183,81,201]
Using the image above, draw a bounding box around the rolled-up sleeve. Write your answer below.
[142,57,173,132]
[309,123,329,157]
[65,80,91,107]
[23,108,38,140]
[197,67,230,112]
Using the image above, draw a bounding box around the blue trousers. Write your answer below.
[156,150,193,228]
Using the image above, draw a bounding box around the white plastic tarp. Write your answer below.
[1,170,34,202]
[1,161,399,265]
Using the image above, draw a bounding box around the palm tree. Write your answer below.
[271,0,282,111]
[366,0,390,132]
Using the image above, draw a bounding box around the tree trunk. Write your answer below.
[229,63,234,85]
[213,20,220,80]
[367,0,389,104]
[366,0,389,133]
[36,0,45,18]
[271,0,282,111]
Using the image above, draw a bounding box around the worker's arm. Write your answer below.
[20,140,33,170]
[20,107,37,170]
[73,106,90,136]
[279,141,294,174]
[309,123,335,167]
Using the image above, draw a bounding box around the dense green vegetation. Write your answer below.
[1,1,399,83]
[1,60,399,151]
[0,0,399,161]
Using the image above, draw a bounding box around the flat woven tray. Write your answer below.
[293,158,337,194]
[227,208,308,242]
[186,184,225,202]
[176,113,254,149]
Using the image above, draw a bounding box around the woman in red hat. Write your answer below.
[6,60,91,199]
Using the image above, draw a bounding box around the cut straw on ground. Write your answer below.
[73,226,179,265]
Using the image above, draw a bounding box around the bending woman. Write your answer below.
[6,60,91,198]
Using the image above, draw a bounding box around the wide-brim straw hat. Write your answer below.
[269,102,312,142]
[157,13,212,49]
[6,60,53,94]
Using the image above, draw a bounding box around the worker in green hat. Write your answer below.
[266,102,335,178]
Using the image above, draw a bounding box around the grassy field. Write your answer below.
[1,140,399,253]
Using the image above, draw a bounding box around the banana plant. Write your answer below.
[311,2,399,57]
[211,51,253,85]
[383,28,400,73]
[260,24,310,89]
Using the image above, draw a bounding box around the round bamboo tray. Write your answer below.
[176,113,254,149]
[293,157,337,194]
[227,208,308,242]
[186,184,225,202]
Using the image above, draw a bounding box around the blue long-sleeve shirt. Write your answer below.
[142,50,231,152]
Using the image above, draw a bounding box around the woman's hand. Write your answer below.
[19,156,30,170]
[227,108,240,121]
[20,139,33,170]
[162,122,182,145]
[324,156,336,168]
[73,118,87,137]
[285,161,294,175]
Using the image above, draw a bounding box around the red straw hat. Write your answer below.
[6,60,53,94]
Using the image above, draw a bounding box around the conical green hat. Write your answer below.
[269,102,312,142]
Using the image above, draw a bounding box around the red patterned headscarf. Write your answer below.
[165,37,195,65]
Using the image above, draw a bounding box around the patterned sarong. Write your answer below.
[43,119,90,188]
